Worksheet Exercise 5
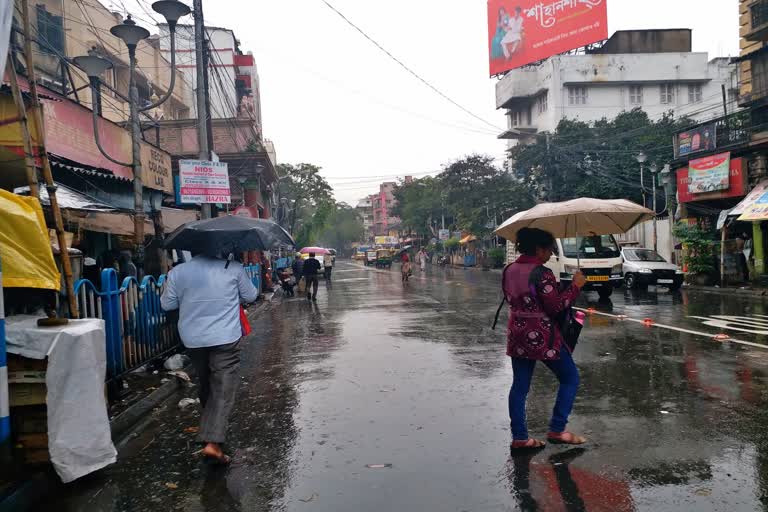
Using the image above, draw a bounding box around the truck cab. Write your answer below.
[546,235,624,299]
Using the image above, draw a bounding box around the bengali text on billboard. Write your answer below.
[487,0,608,76]
[179,160,231,204]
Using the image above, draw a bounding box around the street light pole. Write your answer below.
[651,164,658,253]
[74,1,190,271]
[636,151,648,209]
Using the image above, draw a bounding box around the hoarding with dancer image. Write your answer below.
[487,0,608,76]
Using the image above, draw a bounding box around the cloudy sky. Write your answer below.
[128,0,740,205]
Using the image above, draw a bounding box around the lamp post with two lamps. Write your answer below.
[73,0,191,269]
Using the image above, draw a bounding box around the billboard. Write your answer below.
[179,160,231,204]
[676,157,745,204]
[487,0,608,76]
[688,152,730,195]
[675,124,716,158]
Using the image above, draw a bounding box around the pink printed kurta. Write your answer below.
[504,255,580,361]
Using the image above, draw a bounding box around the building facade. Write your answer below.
[158,24,261,127]
[496,29,738,149]
[356,196,374,240]
[665,1,768,283]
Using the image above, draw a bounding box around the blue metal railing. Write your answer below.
[0,253,9,443]
[244,264,262,296]
[74,268,179,381]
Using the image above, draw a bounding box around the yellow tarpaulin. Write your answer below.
[0,189,60,290]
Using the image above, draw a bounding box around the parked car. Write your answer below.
[621,248,684,291]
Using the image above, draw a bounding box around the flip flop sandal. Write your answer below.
[510,438,546,451]
[547,432,587,445]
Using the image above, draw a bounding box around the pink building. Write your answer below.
[370,177,411,236]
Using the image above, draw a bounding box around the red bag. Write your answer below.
[240,306,252,336]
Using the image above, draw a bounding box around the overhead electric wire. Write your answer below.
[318,0,504,133]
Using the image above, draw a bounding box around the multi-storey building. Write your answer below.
[496,29,738,150]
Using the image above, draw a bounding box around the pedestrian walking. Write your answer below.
[417,248,428,272]
[303,252,322,301]
[401,251,411,282]
[292,252,304,290]
[160,253,258,464]
[502,228,587,451]
[324,249,335,281]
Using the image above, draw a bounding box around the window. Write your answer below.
[537,93,548,113]
[510,110,524,126]
[568,86,588,105]
[561,236,621,259]
[36,5,64,55]
[660,83,676,104]
[629,85,643,105]
[688,84,703,103]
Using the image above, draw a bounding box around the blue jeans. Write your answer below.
[509,350,580,441]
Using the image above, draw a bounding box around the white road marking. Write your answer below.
[575,308,768,350]
[688,315,768,335]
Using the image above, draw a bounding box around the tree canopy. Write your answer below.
[509,109,694,203]
[392,154,533,238]
[277,163,363,251]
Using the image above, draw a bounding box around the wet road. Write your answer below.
[38,261,768,511]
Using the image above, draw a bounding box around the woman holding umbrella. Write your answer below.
[495,198,653,450]
[504,228,587,450]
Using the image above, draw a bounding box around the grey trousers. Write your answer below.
[188,339,241,444]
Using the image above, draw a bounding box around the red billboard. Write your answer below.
[676,157,746,204]
[487,0,608,76]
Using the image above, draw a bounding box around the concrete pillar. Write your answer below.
[754,222,764,276]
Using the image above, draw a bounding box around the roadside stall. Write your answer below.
[0,189,116,482]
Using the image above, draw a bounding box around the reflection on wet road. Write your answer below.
[39,262,768,511]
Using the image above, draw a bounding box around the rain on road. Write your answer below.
[38,261,768,511]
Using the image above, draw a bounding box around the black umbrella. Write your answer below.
[164,215,295,254]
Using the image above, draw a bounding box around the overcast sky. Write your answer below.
[128,0,740,205]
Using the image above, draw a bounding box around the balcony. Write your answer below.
[672,110,753,161]
[747,1,768,41]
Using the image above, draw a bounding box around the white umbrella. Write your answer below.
[495,197,654,242]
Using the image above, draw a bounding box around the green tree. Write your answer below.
[277,163,334,247]
[277,164,364,250]
[509,109,695,203]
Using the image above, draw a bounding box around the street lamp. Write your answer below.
[635,151,648,209]
[73,1,190,271]
[650,163,659,252]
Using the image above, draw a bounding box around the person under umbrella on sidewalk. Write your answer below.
[503,228,587,450]
[160,252,258,464]
[303,252,322,301]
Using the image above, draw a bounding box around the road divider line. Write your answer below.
[575,308,768,350]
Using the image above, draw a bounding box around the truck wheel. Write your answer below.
[598,287,613,299]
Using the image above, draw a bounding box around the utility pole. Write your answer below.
[193,0,211,219]
[20,0,78,318]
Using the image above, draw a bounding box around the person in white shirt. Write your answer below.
[502,6,524,59]
[161,254,258,464]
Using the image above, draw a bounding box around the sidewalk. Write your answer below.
[0,293,277,512]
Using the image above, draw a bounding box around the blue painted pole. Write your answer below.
[0,253,10,443]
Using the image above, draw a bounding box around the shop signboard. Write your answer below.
[179,160,230,204]
[732,179,768,216]
[688,152,731,195]
[675,124,716,158]
[487,0,608,76]
[139,144,173,194]
[439,229,450,241]
[374,236,388,246]
[676,157,745,204]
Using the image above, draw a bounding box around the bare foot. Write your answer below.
[201,442,231,464]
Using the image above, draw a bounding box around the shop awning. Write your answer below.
[15,183,153,236]
[50,157,132,183]
[733,180,768,221]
